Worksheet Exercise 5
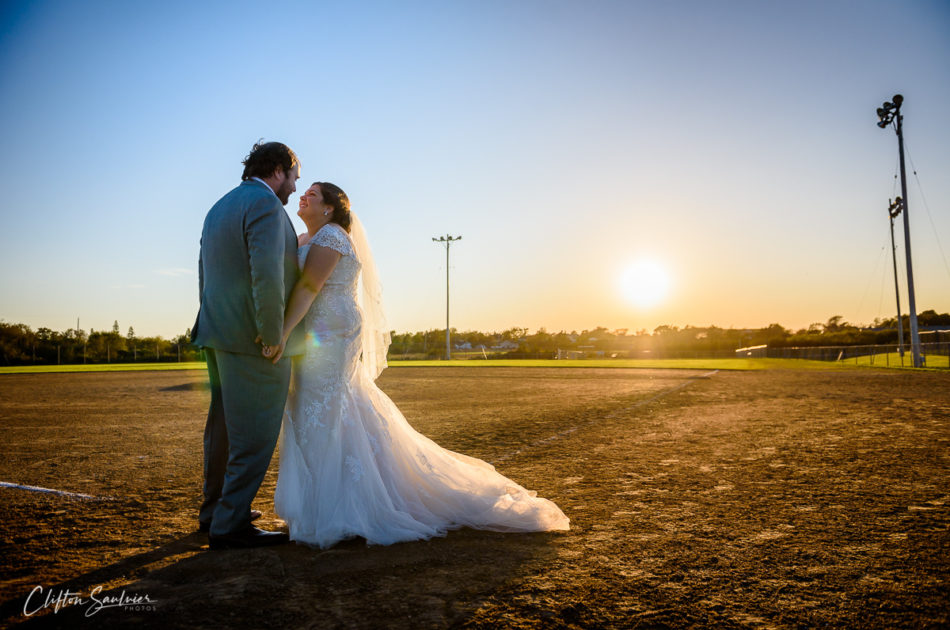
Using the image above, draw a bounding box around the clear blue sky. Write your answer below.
[1,0,948,338]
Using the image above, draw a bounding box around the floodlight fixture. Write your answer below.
[888,197,902,219]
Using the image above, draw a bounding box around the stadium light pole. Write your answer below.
[432,234,461,360]
[887,197,906,363]
[877,94,922,367]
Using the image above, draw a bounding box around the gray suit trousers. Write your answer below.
[200,347,291,536]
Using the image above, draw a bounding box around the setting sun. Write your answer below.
[619,259,671,309]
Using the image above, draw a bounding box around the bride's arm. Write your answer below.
[270,245,342,363]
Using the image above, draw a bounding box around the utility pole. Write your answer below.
[432,234,462,360]
[877,94,923,367]
[888,198,905,363]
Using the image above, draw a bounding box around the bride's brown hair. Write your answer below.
[316,182,351,233]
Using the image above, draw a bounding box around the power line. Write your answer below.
[856,237,888,318]
[904,143,950,285]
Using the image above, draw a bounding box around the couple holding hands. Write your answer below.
[192,141,568,550]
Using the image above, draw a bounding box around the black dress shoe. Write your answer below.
[208,525,289,550]
[199,509,262,533]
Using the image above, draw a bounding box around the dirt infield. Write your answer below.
[0,366,947,628]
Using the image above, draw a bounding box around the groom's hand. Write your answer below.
[256,335,284,363]
[266,340,287,364]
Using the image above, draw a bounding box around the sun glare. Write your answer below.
[619,259,671,309]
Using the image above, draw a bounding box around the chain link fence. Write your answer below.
[765,342,950,368]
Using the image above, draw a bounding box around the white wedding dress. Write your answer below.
[274,221,569,548]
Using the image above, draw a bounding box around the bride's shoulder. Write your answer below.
[318,222,347,236]
[311,223,353,255]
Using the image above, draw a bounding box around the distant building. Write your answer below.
[491,340,519,350]
[735,344,767,358]
[556,347,605,359]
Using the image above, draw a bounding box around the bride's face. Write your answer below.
[298,184,331,225]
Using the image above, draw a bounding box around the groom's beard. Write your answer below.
[276,180,294,205]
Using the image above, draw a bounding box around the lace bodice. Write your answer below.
[299,223,360,291]
[297,223,363,350]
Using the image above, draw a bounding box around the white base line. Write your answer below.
[0,481,104,500]
[491,370,719,464]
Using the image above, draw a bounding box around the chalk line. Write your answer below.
[491,370,719,464]
[0,481,109,500]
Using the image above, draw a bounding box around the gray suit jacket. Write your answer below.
[192,180,304,356]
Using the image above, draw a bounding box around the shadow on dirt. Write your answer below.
[8,528,559,629]
[3,532,202,627]
[158,382,209,392]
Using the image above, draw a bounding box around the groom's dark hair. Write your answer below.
[241,140,299,181]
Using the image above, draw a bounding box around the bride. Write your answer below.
[268,181,569,548]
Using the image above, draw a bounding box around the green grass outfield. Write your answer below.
[0,362,208,374]
[387,358,870,371]
[845,351,949,369]
[0,357,914,375]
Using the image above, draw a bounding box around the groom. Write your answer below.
[191,141,304,549]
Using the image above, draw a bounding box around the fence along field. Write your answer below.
[0,354,947,375]
[0,365,947,628]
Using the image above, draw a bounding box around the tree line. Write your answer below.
[1,311,948,365]
[389,311,950,359]
[0,321,199,365]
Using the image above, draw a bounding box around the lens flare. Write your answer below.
[306,332,321,349]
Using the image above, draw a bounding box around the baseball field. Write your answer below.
[0,364,947,628]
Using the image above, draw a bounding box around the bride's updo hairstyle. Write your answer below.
[316,182,352,233]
